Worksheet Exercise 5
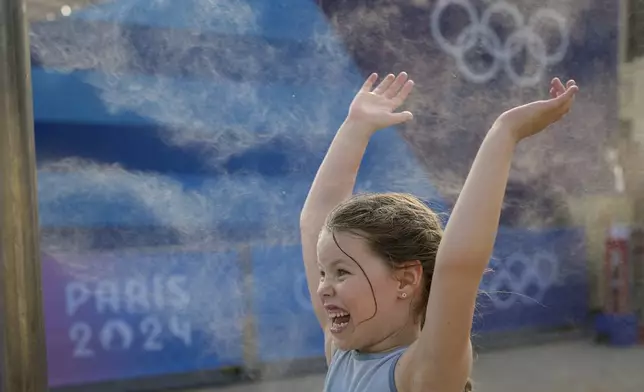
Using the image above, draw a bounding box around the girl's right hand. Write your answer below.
[346,72,415,134]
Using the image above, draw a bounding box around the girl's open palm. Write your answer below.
[347,72,415,132]
[496,77,579,142]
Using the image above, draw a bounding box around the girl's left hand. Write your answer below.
[495,78,579,142]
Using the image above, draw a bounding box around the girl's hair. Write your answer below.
[325,192,473,392]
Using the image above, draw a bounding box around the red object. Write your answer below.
[604,225,631,315]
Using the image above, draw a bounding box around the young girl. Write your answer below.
[300,72,579,392]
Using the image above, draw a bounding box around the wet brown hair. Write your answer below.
[325,192,473,392]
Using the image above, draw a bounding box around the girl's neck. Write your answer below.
[357,321,421,354]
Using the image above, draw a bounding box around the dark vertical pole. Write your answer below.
[239,244,259,376]
[0,0,49,390]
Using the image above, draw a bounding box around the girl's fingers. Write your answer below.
[392,80,415,108]
[360,73,379,93]
[384,72,409,99]
[373,74,396,95]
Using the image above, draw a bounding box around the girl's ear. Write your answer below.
[393,261,423,298]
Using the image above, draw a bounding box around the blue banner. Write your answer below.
[29,0,616,388]
[475,228,588,332]
[42,250,245,387]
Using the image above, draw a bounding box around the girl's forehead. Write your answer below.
[318,230,367,253]
[318,231,383,265]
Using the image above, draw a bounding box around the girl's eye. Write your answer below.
[319,270,326,278]
[338,269,349,276]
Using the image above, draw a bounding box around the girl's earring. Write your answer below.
[401,293,408,299]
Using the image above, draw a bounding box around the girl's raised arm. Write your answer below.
[299,72,414,363]
[397,78,579,392]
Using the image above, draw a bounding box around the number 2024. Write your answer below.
[69,316,192,357]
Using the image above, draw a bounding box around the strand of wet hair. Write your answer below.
[331,231,378,325]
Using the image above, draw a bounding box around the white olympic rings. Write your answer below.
[485,250,559,310]
[431,0,569,87]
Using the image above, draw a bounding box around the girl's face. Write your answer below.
[316,229,415,352]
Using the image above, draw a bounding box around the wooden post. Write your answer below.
[0,0,49,389]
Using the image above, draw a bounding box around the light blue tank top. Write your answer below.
[324,346,407,392]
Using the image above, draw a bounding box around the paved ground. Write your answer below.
[187,340,644,392]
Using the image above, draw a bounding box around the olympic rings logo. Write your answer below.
[431,0,569,87]
[484,250,559,310]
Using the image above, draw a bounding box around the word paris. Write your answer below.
[65,275,189,316]
[65,275,192,357]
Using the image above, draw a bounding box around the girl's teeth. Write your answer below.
[330,322,349,332]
